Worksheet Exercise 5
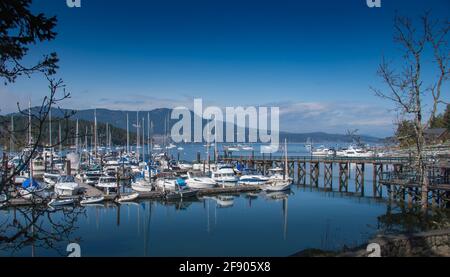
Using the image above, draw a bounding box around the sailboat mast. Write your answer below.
[147,112,150,158]
[142,117,145,162]
[94,109,98,157]
[28,100,32,145]
[59,122,62,153]
[49,108,52,148]
[136,111,140,162]
[76,119,79,153]
[10,115,14,153]
[284,138,288,180]
[126,113,130,154]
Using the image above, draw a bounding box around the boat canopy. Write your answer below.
[22,178,40,189]
[176,178,187,187]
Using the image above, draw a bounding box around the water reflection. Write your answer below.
[1,185,448,257]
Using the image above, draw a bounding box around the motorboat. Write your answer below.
[115,193,139,203]
[211,165,238,184]
[311,147,335,157]
[238,168,270,185]
[43,172,61,187]
[241,145,254,151]
[32,156,45,178]
[163,178,198,200]
[54,175,80,196]
[48,198,76,207]
[131,178,154,192]
[96,176,117,191]
[80,196,105,205]
[185,171,217,189]
[83,170,102,185]
[166,143,177,150]
[156,177,189,191]
[18,178,49,200]
[336,145,375,158]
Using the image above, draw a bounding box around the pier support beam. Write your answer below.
[373,164,383,198]
[297,161,306,185]
[355,163,365,196]
[339,163,349,192]
[310,162,319,187]
[324,162,333,189]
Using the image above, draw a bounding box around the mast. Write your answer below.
[147,112,150,158]
[59,122,62,154]
[136,111,140,162]
[126,113,130,154]
[76,119,79,153]
[142,117,145,162]
[85,126,88,151]
[49,108,52,148]
[94,109,98,157]
[284,138,288,180]
[10,115,14,153]
[106,123,109,148]
[28,100,32,146]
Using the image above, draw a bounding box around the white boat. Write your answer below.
[96,176,117,190]
[241,145,254,151]
[116,193,139,203]
[166,143,177,149]
[336,145,375,158]
[131,179,154,192]
[178,162,193,170]
[18,178,49,200]
[262,139,292,192]
[48,198,76,207]
[211,165,238,184]
[32,156,45,177]
[311,147,335,157]
[43,172,61,187]
[238,169,270,185]
[0,194,7,203]
[156,178,188,191]
[226,146,240,152]
[177,147,184,151]
[54,176,80,196]
[80,196,105,205]
[185,171,217,189]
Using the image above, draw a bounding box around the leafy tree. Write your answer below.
[395,120,417,147]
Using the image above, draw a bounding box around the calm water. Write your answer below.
[1,142,397,257]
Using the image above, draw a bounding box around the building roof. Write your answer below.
[424,128,448,136]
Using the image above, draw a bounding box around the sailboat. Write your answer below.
[262,139,292,192]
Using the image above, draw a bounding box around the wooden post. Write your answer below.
[324,162,333,189]
[65,160,71,176]
[116,171,121,198]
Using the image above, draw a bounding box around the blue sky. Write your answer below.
[1,0,449,137]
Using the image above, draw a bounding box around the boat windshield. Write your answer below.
[59,176,75,183]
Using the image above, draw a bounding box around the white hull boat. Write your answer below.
[116,193,139,203]
[48,198,76,207]
[80,196,105,205]
[185,171,217,189]
[131,179,154,192]
[54,176,80,197]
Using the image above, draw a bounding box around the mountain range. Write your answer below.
[5,107,382,144]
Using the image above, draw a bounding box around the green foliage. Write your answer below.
[395,120,417,147]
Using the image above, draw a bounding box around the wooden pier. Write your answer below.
[219,154,450,207]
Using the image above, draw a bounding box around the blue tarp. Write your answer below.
[21,178,40,189]
[176,178,187,187]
